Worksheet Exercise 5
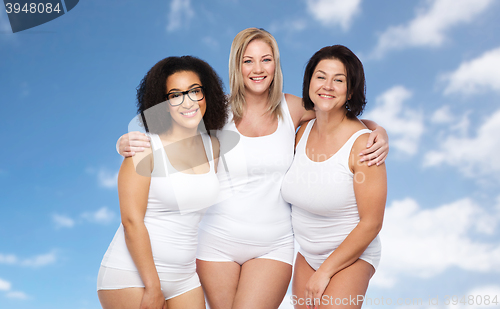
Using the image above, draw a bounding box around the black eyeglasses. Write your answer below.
[164,86,205,106]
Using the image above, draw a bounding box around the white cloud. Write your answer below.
[166,0,194,32]
[0,253,17,264]
[86,166,119,189]
[202,36,219,50]
[424,109,500,178]
[0,278,11,291]
[52,207,116,228]
[450,111,471,136]
[0,277,29,300]
[269,19,307,35]
[431,105,454,124]
[52,214,75,229]
[442,47,500,95]
[0,251,57,268]
[81,207,116,225]
[372,197,500,289]
[6,291,29,299]
[364,86,424,156]
[98,168,118,188]
[21,251,57,267]
[305,0,361,31]
[371,0,494,58]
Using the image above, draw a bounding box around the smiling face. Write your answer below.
[309,58,350,113]
[241,39,276,97]
[165,71,206,131]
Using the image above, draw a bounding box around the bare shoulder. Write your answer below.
[349,119,370,150]
[285,93,302,107]
[351,132,370,155]
[284,93,303,117]
[350,120,372,153]
[350,131,386,172]
[284,93,305,128]
[131,142,153,177]
[285,93,317,128]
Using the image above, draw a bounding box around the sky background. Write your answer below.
[1,0,500,308]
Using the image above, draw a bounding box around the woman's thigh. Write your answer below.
[196,259,241,309]
[98,286,205,309]
[292,253,316,309]
[320,259,374,308]
[232,258,292,309]
[98,288,162,309]
[166,286,206,309]
[292,253,375,309]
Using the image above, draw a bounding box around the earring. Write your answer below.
[345,101,351,111]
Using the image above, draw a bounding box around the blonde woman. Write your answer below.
[117,28,389,309]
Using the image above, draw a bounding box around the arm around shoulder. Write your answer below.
[117,131,151,157]
[358,119,389,166]
[285,93,315,129]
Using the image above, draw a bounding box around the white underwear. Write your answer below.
[196,229,294,265]
[97,265,201,300]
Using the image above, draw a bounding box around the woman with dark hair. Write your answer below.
[282,45,386,309]
[116,28,389,309]
[97,56,227,309]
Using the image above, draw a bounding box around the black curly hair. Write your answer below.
[302,45,366,119]
[136,56,228,134]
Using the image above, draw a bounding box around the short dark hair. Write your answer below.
[302,45,366,118]
[136,56,228,134]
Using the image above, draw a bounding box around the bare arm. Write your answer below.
[118,157,166,309]
[284,93,315,129]
[304,134,387,301]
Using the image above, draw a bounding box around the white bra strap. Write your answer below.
[296,119,315,155]
[201,133,215,172]
[148,133,163,151]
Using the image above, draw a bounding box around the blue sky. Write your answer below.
[1,0,500,308]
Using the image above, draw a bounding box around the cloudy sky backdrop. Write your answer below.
[1,0,500,308]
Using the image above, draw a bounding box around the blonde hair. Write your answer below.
[228,28,283,123]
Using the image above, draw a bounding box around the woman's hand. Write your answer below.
[117,131,151,157]
[304,269,331,309]
[140,286,166,309]
[359,126,389,166]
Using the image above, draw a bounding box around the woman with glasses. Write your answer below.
[117,28,389,309]
[97,55,227,309]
